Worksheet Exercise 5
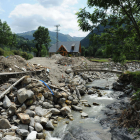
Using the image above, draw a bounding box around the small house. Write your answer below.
[49,41,81,56]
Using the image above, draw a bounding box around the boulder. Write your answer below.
[37,133,45,139]
[35,123,43,132]
[25,110,35,117]
[3,95,11,108]
[16,129,29,136]
[26,90,34,99]
[8,104,16,116]
[44,121,54,131]
[17,113,30,124]
[79,89,86,96]
[34,116,41,123]
[51,108,60,115]
[18,124,28,130]
[60,106,71,116]
[43,102,53,109]
[26,131,37,140]
[81,112,88,118]
[40,117,49,125]
[35,107,44,117]
[72,99,78,105]
[17,88,28,104]
[72,105,83,111]
[88,89,94,95]
[0,119,11,129]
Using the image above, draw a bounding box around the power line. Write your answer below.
[55,24,60,52]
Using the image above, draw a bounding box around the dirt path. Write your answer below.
[28,57,69,86]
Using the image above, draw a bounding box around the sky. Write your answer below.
[0,0,92,37]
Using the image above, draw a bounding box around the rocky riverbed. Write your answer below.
[0,55,140,140]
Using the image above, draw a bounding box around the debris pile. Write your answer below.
[0,67,111,139]
[56,57,73,66]
[0,55,48,73]
[51,54,63,60]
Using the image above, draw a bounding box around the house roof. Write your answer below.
[49,41,80,53]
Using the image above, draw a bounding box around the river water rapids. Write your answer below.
[45,77,119,140]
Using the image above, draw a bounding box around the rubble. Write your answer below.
[0,55,122,139]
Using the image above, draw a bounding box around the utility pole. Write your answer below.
[55,24,60,53]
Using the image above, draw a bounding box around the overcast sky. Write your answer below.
[0,0,92,37]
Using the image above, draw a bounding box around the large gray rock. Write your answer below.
[18,124,28,130]
[60,106,71,116]
[16,129,29,136]
[25,109,35,117]
[43,102,53,109]
[35,107,44,117]
[51,108,60,115]
[26,90,34,99]
[72,105,83,111]
[0,119,11,129]
[17,88,28,104]
[8,104,16,116]
[2,135,21,140]
[34,116,41,123]
[81,74,88,80]
[79,89,86,96]
[44,121,54,131]
[3,95,11,108]
[35,123,43,132]
[26,131,37,140]
[81,112,88,118]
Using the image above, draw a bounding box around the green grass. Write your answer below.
[89,58,109,62]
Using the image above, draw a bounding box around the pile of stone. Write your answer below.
[0,73,87,140]
[0,66,112,140]
[0,55,35,73]
[56,57,73,66]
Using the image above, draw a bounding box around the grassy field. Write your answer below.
[88,58,109,62]
[88,58,140,63]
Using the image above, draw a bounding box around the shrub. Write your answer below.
[27,53,33,60]
[12,50,21,55]
[0,48,4,55]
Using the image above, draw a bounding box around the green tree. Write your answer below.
[81,46,86,56]
[41,45,48,57]
[0,19,16,48]
[33,26,51,57]
[76,0,140,63]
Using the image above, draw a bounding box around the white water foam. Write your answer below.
[45,131,61,140]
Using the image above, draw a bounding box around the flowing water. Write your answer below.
[46,77,118,140]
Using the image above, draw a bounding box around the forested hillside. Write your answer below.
[17,30,84,45]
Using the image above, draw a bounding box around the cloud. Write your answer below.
[37,0,62,7]
[9,1,88,37]
[0,7,4,14]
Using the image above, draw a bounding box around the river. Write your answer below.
[45,77,119,140]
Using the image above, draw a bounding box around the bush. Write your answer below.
[21,52,28,59]
[0,48,4,55]
[12,50,21,55]
[27,53,33,60]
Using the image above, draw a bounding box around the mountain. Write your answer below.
[81,24,111,48]
[17,30,84,45]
